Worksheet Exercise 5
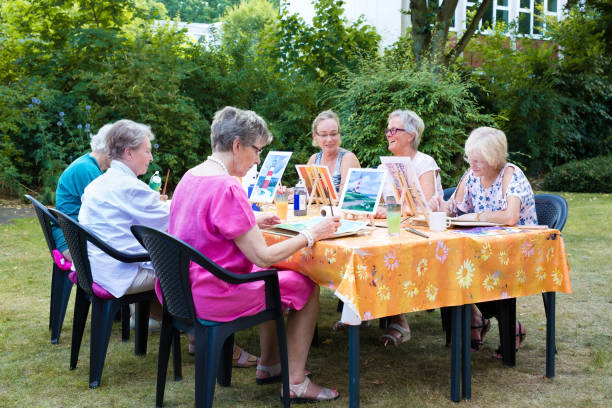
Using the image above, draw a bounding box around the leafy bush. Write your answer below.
[542,156,612,193]
[332,64,494,186]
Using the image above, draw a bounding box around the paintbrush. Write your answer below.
[161,169,170,196]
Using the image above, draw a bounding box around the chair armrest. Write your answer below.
[86,232,150,263]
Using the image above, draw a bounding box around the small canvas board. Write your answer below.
[380,156,430,215]
[338,168,386,215]
[295,165,315,196]
[249,151,292,203]
[313,165,338,201]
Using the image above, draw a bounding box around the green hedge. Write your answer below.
[542,156,612,193]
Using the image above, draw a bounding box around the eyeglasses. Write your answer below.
[315,132,340,138]
[250,144,264,155]
[385,128,406,136]
[463,156,487,166]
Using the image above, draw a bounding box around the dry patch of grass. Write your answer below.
[0,193,610,407]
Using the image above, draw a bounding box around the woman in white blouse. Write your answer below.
[377,110,444,346]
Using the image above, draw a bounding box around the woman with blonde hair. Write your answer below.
[307,110,360,193]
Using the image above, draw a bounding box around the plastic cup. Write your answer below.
[386,203,401,236]
[275,191,288,221]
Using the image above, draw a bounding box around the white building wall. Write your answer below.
[283,0,567,49]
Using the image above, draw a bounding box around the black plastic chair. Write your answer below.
[50,208,154,388]
[25,194,74,344]
[131,225,290,408]
[443,187,456,201]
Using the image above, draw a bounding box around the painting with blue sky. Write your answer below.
[339,168,386,214]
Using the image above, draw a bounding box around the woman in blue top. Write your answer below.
[307,110,360,193]
[432,126,537,359]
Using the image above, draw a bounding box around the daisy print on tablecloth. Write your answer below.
[377,283,391,301]
[546,247,555,262]
[341,263,355,284]
[356,262,368,280]
[535,266,546,281]
[425,284,438,302]
[456,259,475,288]
[480,242,492,261]
[498,250,510,265]
[521,241,534,258]
[325,248,337,264]
[416,259,428,277]
[435,241,448,264]
[552,268,563,286]
[383,250,399,271]
[402,280,419,297]
[482,271,501,291]
[515,269,526,285]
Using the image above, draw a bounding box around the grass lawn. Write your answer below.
[0,192,610,407]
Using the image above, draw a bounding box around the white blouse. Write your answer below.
[79,160,169,297]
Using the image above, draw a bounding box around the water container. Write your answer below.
[149,171,161,192]
[293,179,308,216]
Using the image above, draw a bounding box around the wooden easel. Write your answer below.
[307,167,338,207]
[393,172,426,218]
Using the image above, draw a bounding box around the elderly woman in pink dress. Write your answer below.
[168,106,341,403]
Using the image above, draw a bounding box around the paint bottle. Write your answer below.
[148,171,161,192]
[293,179,307,216]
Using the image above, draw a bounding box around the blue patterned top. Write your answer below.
[454,163,538,225]
[314,148,347,192]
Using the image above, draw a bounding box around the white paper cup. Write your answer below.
[428,212,451,232]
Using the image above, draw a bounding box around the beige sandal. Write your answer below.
[378,323,411,347]
[233,345,259,368]
[286,377,339,403]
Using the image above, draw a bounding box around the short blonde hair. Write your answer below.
[311,110,341,148]
[388,110,424,150]
[464,127,508,169]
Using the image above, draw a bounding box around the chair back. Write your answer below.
[443,187,456,201]
[25,194,58,256]
[49,208,97,296]
[131,225,247,327]
[534,194,568,231]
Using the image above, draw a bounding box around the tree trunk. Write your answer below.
[445,0,493,65]
[410,0,431,67]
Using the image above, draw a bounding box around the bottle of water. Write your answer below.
[293,179,307,216]
[149,171,162,192]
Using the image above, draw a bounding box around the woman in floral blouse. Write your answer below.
[432,126,537,358]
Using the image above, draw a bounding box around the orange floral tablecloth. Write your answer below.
[264,226,572,323]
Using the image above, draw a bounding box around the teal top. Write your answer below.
[51,153,102,252]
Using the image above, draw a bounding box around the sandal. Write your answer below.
[233,345,259,368]
[256,363,312,385]
[283,377,339,403]
[493,321,526,359]
[471,316,491,351]
[331,320,346,331]
[378,323,411,347]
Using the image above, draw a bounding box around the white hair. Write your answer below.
[465,127,508,169]
[90,123,113,152]
[106,119,155,159]
[388,110,425,150]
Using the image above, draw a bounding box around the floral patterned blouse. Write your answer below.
[453,163,538,225]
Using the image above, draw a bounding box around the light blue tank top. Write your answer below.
[314,148,346,192]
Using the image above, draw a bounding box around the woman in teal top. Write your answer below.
[51,124,112,261]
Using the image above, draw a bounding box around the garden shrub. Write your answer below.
[332,64,494,186]
[542,156,612,193]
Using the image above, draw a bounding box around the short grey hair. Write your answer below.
[210,106,272,152]
[388,110,425,150]
[311,110,341,147]
[105,119,155,160]
[90,123,113,153]
[465,127,508,169]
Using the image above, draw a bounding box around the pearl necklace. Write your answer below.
[207,156,229,175]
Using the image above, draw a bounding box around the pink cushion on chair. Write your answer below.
[69,271,116,299]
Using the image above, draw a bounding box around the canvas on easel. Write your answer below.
[338,168,386,218]
[296,165,338,206]
[295,165,315,198]
[380,156,429,217]
[249,151,292,203]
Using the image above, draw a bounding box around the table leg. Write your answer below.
[498,298,516,367]
[348,324,360,408]
[545,292,556,378]
[450,306,461,402]
[461,305,471,400]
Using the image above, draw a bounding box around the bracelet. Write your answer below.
[299,230,314,248]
